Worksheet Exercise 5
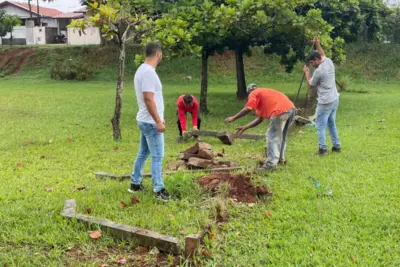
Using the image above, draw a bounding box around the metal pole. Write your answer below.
[294,45,315,106]
[294,73,306,106]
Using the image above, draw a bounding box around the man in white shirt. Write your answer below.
[303,36,341,156]
[129,42,171,201]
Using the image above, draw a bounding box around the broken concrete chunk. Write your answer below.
[197,148,214,160]
[217,132,234,145]
[187,157,214,168]
[184,234,201,259]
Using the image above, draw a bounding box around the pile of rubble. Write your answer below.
[167,142,237,171]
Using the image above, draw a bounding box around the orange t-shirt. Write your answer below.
[246,88,295,118]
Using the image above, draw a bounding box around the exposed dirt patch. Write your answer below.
[199,173,272,203]
[66,245,180,266]
[0,48,35,76]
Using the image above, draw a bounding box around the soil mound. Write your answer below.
[199,173,272,203]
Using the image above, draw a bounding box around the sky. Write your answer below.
[10,0,84,12]
[34,0,83,12]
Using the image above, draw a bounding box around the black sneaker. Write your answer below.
[128,183,145,193]
[256,163,277,171]
[155,188,171,201]
[332,147,341,153]
[278,159,287,165]
[316,148,328,156]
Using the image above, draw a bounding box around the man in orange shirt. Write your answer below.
[177,94,201,141]
[225,84,296,170]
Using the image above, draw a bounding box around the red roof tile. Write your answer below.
[0,1,64,17]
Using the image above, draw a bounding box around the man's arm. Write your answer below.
[303,66,313,89]
[313,36,325,58]
[235,117,264,136]
[143,92,164,132]
[224,107,252,123]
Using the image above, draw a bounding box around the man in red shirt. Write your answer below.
[177,94,201,139]
[225,84,296,170]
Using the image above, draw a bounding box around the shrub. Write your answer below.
[50,58,93,81]
[336,74,353,92]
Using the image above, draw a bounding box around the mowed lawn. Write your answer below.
[0,78,399,266]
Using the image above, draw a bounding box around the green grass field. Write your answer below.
[0,75,399,266]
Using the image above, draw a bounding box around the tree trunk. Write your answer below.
[111,42,126,140]
[235,47,247,100]
[200,49,209,113]
[28,0,33,20]
[36,0,40,26]
[10,30,13,47]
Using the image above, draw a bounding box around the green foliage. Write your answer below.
[0,10,7,38]
[72,1,199,66]
[156,0,348,98]
[382,6,400,43]
[0,13,21,38]
[50,58,93,81]
[358,0,387,42]
[296,0,389,43]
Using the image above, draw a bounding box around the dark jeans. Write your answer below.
[177,111,201,136]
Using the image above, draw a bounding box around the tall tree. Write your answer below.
[383,6,400,43]
[162,0,239,112]
[225,1,346,99]
[165,0,345,108]
[2,14,21,46]
[36,0,40,26]
[27,0,33,20]
[0,10,8,45]
[359,0,388,42]
[37,0,56,26]
[296,0,389,43]
[70,0,197,140]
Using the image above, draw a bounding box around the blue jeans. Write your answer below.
[265,108,296,167]
[316,98,341,150]
[131,121,165,192]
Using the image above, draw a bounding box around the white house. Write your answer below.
[0,1,62,27]
[0,1,100,45]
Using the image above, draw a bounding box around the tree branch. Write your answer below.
[125,27,151,42]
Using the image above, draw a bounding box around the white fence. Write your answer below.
[67,27,101,45]
[0,25,101,46]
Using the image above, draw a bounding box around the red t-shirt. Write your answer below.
[246,88,295,118]
[177,95,199,132]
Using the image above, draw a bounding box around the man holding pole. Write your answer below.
[303,36,341,156]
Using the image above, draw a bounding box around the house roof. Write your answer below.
[53,12,84,19]
[0,1,64,18]
[73,7,87,14]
